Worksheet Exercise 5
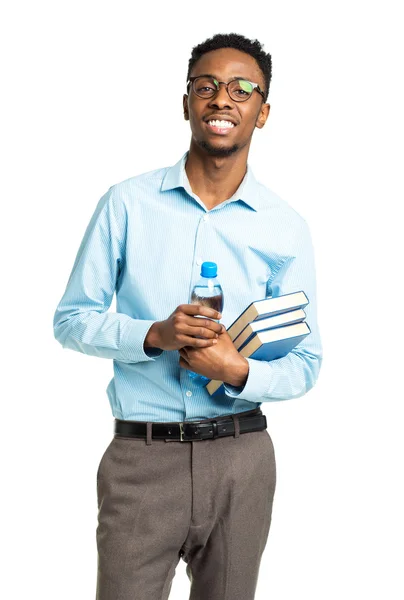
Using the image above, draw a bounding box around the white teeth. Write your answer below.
[207,119,234,128]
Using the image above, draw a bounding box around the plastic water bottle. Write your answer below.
[187,261,224,386]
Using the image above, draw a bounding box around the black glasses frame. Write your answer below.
[186,76,266,102]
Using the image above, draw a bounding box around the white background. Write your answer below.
[2,1,403,598]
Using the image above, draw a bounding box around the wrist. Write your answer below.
[224,357,249,387]
[144,321,162,349]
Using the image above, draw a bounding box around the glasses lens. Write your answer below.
[228,79,253,101]
[193,76,218,98]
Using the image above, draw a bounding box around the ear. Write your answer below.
[183,94,189,120]
[256,103,270,129]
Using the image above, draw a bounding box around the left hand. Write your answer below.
[178,325,245,382]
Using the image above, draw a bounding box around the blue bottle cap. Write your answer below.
[201,262,217,278]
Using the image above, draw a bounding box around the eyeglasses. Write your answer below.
[187,75,265,103]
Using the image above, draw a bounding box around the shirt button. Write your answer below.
[196,257,203,266]
[203,214,209,222]
[186,390,192,397]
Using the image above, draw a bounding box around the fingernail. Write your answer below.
[212,339,218,344]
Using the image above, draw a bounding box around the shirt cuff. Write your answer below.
[120,319,164,362]
[223,358,272,402]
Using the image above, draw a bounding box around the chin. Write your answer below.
[196,139,240,157]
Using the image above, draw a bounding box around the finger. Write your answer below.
[191,317,223,335]
[180,304,222,320]
[183,320,219,339]
[180,336,218,347]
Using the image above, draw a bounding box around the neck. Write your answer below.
[185,141,249,210]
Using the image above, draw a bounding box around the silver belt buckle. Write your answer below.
[179,422,203,441]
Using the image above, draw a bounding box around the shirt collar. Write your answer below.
[160,150,261,212]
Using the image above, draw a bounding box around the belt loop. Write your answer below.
[232,414,240,438]
[146,422,153,445]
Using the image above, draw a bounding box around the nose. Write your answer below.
[208,83,234,109]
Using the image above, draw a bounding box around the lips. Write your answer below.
[204,115,238,126]
[205,121,235,135]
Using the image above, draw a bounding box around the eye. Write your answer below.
[231,80,253,97]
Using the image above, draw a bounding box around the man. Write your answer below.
[53,32,322,600]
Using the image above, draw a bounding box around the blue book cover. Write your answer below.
[205,321,311,396]
[233,308,307,350]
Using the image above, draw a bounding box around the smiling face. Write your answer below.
[183,47,270,158]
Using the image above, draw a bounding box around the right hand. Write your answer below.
[153,304,225,351]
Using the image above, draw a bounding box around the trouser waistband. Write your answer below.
[114,407,266,443]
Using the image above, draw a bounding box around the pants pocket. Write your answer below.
[264,428,275,449]
[96,437,116,483]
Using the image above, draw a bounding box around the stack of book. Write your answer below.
[205,290,311,396]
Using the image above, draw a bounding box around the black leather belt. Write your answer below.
[114,408,267,442]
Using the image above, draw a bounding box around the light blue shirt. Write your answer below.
[53,150,322,422]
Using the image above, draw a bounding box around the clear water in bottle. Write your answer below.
[187,261,224,386]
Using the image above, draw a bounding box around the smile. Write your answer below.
[205,120,236,135]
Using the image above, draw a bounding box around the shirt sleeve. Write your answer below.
[53,186,164,363]
[223,217,323,402]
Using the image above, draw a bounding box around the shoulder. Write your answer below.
[97,164,170,216]
[108,165,168,198]
[257,180,309,230]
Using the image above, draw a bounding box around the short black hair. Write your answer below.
[186,33,272,103]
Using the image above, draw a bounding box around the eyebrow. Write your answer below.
[194,73,252,81]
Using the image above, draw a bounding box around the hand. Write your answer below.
[151,304,223,351]
[179,325,247,383]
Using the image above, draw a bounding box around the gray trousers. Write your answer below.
[95,408,277,600]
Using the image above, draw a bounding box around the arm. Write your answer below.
[53,186,163,363]
[223,217,323,401]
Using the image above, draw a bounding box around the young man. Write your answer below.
[53,33,322,600]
